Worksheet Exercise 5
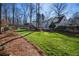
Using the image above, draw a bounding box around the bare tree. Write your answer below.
[0,3,2,34]
[51,3,67,17]
[21,3,29,25]
[29,3,33,24]
[2,4,9,27]
[36,3,45,30]
[4,4,8,21]
[45,11,52,20]
[12,3,15,25]
[29,3,36,29]
[4,3,13,26]
[50,3,67,24]
[36,3,40,29]
[69,12,79,26]
[15,5,21,27]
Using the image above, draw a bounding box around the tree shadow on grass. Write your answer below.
[56,32,79,43]
[56,31,79,38]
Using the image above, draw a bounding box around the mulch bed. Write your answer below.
[0,31,45,56]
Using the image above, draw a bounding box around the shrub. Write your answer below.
[55,26,66,31]
[49,23,56,29]
[4,27,9,31]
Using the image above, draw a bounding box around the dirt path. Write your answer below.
[0,31,45,56]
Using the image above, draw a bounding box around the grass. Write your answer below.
[17,28,79,56]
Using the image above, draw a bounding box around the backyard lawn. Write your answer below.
[17,29,79,56]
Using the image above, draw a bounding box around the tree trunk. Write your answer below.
[36,3,38,29]
[12,3,15,25]
[0,3,2,34]
[36,3,40,29]
[29,3,32,29]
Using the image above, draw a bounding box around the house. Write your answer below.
[32,14,79,32]
[32,15,67,30]
[49,15,67,28]
[64,18,79,32]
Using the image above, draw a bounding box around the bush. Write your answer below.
[49,23,56,29]
[77,26,79,30]
[55,26,66,31]
[4,27,9,31]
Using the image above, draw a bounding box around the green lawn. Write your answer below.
[17,28,79,56]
